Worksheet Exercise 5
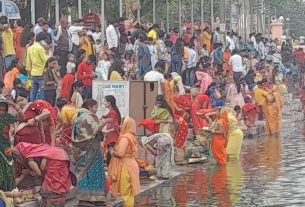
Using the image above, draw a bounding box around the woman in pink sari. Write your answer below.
[13,142,76,207]
[195,63,213,94]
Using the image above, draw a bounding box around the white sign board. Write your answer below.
[92,81,130,118]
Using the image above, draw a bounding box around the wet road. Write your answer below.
[136,123,305,207]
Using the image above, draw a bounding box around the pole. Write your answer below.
[211,0,214,31]
[201,0,204,31]
[153,0,156,24]
[243,0,246,41]
[230,0,233,32]
[101,0,105,43]
[178,0,182,36]
[31,0,35,25]
[78,0,82,19]
[191,0,194,35]
[166,0,169,33]
[119,0,123,17]
[137,9,141,23]
[55,0,60,26]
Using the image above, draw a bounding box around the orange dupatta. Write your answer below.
[108,117,139,195]
[211,110,229,165]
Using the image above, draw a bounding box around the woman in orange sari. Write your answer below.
[210,108,229,165]
[108,117,140,207]
[190,94,211,136]
[263,84,283,136]
[14,20,23,59]
[164,73,176,111]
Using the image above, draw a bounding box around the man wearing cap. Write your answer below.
[26,33,48,101]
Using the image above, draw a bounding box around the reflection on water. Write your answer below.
[136,124,305,206]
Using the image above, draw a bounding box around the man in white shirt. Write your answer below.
[185,42,197,86]
[33,17,46,35]
[258,38,266,60]
[212,27,223,46]
[69,20,83,56]
[226,32,235,52]
[144,61,165,95]
[229,49,246,93]
[106,19,120,58]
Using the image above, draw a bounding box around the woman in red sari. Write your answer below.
[102,95,122,165]
[14,89,52,145]
[190,94,211,136]
[13,142,75,207]
[210,108,229,165]
[172,94,191,164]
[242,96,259,127]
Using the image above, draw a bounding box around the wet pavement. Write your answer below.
[136,122,305,207]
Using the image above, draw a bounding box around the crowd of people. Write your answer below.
[0,13,304,207]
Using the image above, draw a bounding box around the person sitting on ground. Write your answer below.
[206,82,225,107]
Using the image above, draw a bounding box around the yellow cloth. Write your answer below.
[222,108,244,159]
[26,42,48,76]
[201,31,211,53]
[226,128,243,159]
[2,28,15,57]
[79,36,93,57]
[253,87,268,106]
[110,71,123,80]
[119,166,134,207]
[60,105,79,125]
[147,29,157,43]
[183,47,189,61]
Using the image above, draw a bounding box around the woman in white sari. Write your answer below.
[140,133,175,179]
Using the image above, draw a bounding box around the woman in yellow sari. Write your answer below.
[201,27,211,53]
[108,117,140,207]
[222,107,244,160]
[263,84,283,136]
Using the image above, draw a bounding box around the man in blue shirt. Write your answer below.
[213,43,223,72]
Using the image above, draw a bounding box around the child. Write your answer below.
[96,52,111,80]
[95,39,102,55]
[241,96,259,127]
[123,53,136,80]
[66,54,76,74]
[147,37,157,68]
[233,105,243,125]
[11,79,23,100]
[71,80,84,108]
